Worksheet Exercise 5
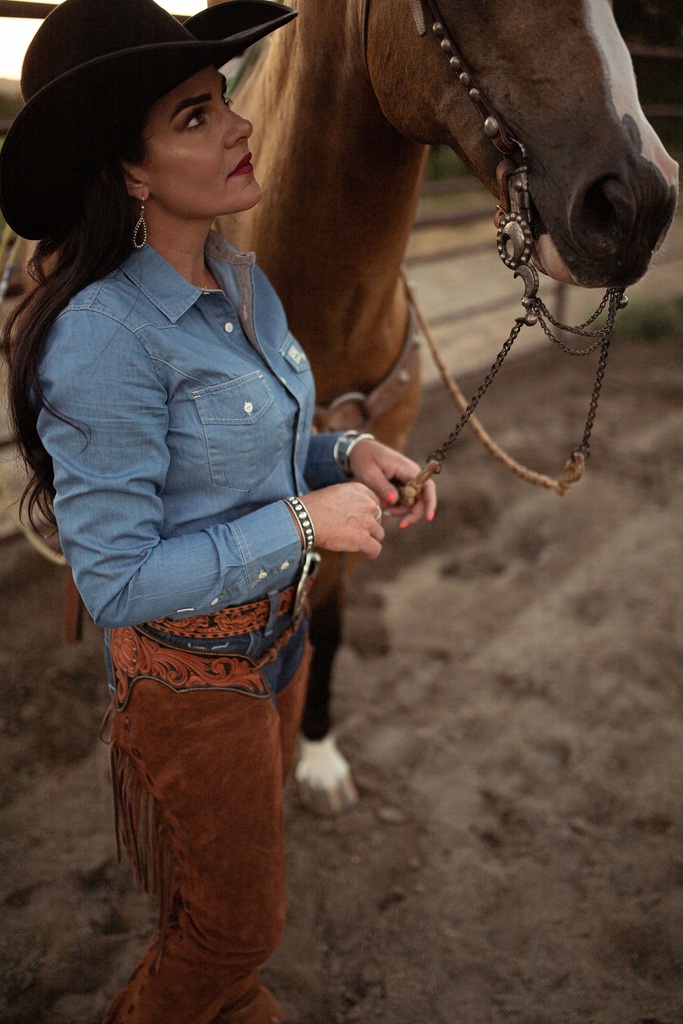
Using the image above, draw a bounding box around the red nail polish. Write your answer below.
[428,511,434,521]
[387,491,397,503]
[399,522,408,529]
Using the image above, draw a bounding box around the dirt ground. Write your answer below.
[1,323,683,1024]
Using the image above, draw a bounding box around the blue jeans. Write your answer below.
[104,588,308,706]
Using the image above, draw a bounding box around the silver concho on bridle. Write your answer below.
[425,8,543,326]
[422,0,626,320]
[495,160,541,328]
[497,167,534,272]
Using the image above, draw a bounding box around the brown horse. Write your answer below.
[209,0,678,811]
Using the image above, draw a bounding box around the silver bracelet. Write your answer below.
[285,496,316,551]
[333,430,375,475]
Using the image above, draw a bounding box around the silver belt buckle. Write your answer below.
[294,550,321,619]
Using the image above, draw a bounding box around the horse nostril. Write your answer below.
[549,157,676,287]
[582,178,616,235]
[577,175,635,248]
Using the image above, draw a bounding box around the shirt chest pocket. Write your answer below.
[193,372,285,492]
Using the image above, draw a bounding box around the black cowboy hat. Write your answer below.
[0,0,296,239]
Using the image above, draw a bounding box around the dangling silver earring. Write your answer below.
[133,202,147,249]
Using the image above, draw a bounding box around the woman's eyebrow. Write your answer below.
[170,92,212,120]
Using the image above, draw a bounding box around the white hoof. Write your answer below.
[295,734,358,816]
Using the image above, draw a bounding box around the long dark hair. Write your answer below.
[3,126,147,530]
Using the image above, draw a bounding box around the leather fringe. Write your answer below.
[110,739,179,971]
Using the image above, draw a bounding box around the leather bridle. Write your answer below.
[360,0,516,156]
[359,0,540,310]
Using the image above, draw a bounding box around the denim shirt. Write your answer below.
[37,230,346,629]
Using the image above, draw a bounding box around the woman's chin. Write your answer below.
[222,177,262,217]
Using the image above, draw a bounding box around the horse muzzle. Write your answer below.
[534,157,678,290]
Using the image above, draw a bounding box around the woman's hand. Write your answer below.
[302,482,385,559]
[348,438,437,528]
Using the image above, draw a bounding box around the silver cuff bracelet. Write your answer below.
[333,430,375,475]
[285,496,316,551]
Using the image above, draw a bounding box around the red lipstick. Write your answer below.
[228,152,253,178]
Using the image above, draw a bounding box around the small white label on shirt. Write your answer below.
[287,344,306,365]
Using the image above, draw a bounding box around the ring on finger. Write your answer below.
[375,505,382,522]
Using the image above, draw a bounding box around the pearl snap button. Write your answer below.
[257,570,267,580]
[280,561,289,571]
[210,598,219,606]
[224,322,233,333]
[244,401,253,414]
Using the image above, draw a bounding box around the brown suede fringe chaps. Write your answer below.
[101,626,312,1024]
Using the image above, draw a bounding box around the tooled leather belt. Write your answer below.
[145,582,299,640]
[108,553,320,711]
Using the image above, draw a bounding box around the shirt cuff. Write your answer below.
[304,432,348,488]
[228,500,304,594]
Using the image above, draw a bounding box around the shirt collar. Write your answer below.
[119,230,255,325]
[205,229,255,268]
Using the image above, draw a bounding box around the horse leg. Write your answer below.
[295,380,423,816]
[295,554,358,815]
[301,588,341,742]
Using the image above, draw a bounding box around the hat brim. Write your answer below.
[0,1,296,239]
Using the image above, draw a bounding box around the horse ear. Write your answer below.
[408,0,426,36]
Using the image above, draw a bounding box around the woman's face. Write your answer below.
[123,65,261,223]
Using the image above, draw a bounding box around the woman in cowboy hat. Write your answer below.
[1,0,436,1020]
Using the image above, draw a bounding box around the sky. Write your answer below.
[0,0,208,80]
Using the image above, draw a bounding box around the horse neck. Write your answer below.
[226,0,427,392]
